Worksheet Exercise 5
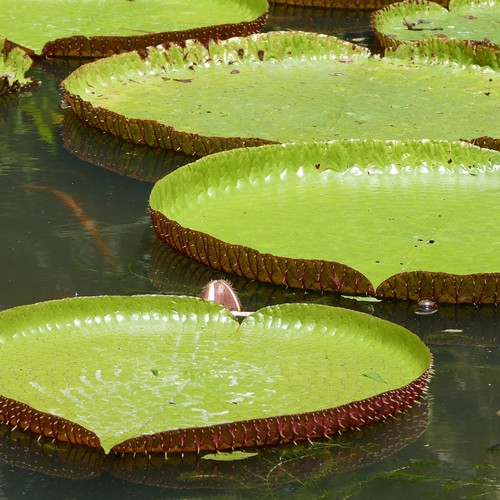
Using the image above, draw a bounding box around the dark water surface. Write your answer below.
[0,6,498,499]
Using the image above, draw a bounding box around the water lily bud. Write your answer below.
[201,279,242,312]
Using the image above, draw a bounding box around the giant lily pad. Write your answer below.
[0,295,431,454]
[62,31,499,155]
[0,37,36,95]
[0,0,268,58]
[372,0,500,49]
[149,140,500,303]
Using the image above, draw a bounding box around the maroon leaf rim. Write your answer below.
[150,209,374,295]
[35,12,268,58]
[377,271,500,304]
[150,210,500,304]
[0,368,431,454]
[62,91,277,155]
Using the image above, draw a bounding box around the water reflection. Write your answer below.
[0,398,429,495]
[0,72,156,309]
[0,6,498,499]
[265,5,376,48]
[0,94,21,128]
[62,112,194,183]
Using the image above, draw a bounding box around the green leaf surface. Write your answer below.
[62,31,499,155]
[0,37,35,95]
[363,372,388,384]
[0,0,268,57]
[373,0,500,49]
[0,295,430,453]
[201,450,259,461]
[341,295,383,303]
[150,140,500,302]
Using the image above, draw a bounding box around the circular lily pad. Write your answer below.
[372,0,500,49]
[62,31,499,155]
[150,140,500,303]
[0,295,431,454]
[0,0,268,58]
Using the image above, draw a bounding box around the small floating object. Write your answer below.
[0,295,432,454]
[415,299,438,315]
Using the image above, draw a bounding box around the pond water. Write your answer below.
[0,6,499,499]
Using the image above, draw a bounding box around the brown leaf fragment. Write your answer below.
[403,18,415,30]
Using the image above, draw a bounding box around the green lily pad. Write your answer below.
[62,31,499,155]
[0,0,268,58]
[0,295,431,454]
[149,140,500,303]
[0,37,36,95]
[373,0,500,50]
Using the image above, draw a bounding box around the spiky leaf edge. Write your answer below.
[150,210,500,304]
[0,367,432,454]
[150,210,374,295]
[23,12,268,58]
